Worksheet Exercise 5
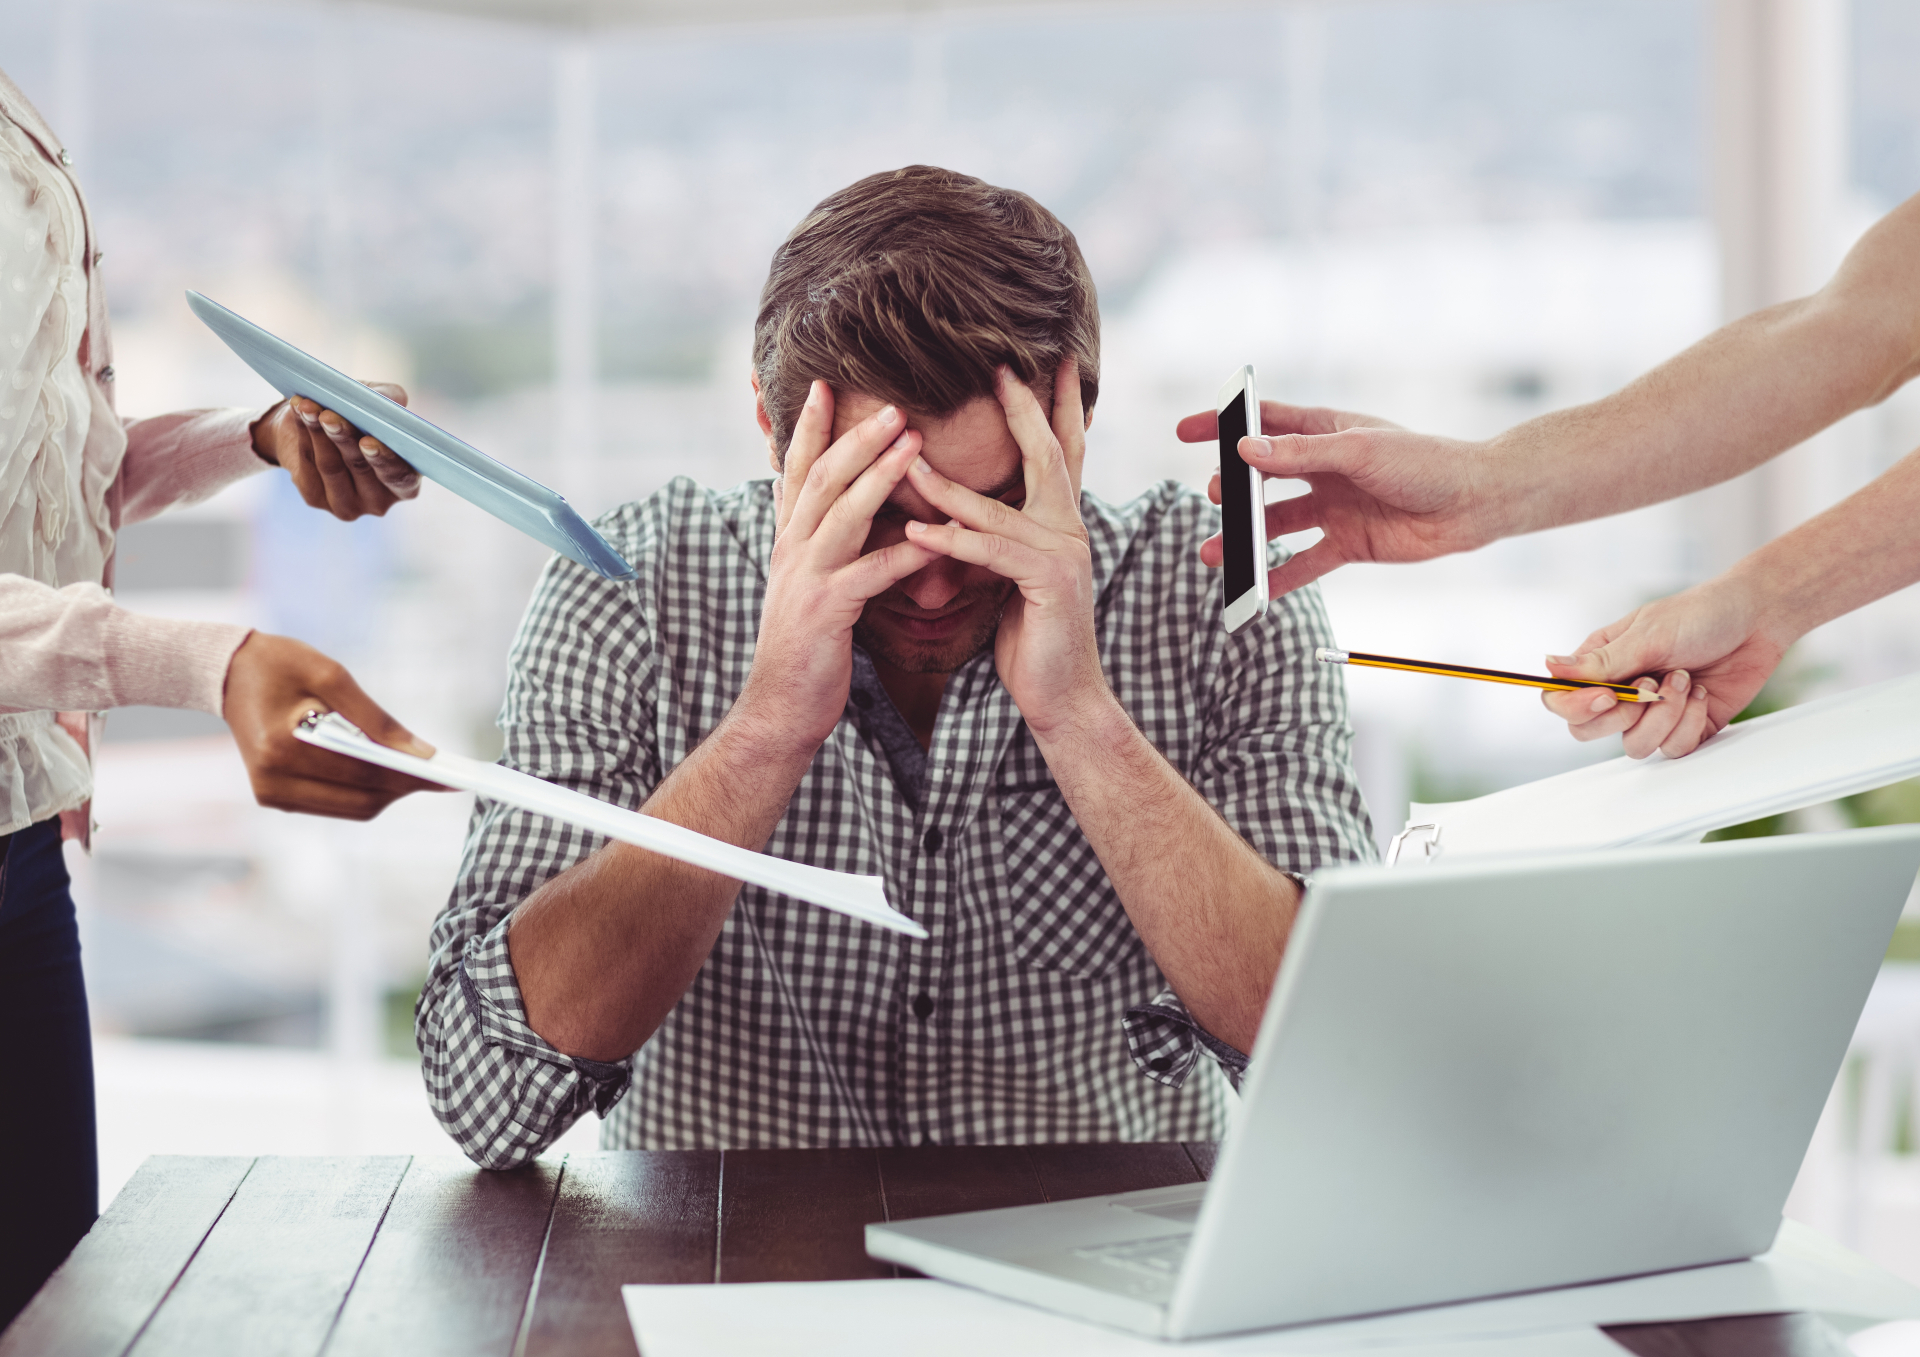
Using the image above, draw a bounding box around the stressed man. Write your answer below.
[419,166,1373,1166]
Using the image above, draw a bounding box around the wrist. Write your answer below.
[1025,681,1132,757]
[1720,548,1816,651]
[720,684,831,771]
[248,402,287,467]
[1472,432,1544,543]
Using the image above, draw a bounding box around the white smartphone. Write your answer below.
[1216,364,1269,632]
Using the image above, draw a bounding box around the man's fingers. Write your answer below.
[815,429,921,553]
[785,398,904,543]
[776,381,836,537]
[1265,492,1320,540]
[907,455,1056,553]
[994,367,1076,526]
[1050,356,1086,495]
[905,518,1046,582]
[838,537,942,599]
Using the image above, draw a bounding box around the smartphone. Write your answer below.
[1216,365,1269,632]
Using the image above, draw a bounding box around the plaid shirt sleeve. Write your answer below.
[416,510,663,1169]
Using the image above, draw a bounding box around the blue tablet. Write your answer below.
[187,290,637,582]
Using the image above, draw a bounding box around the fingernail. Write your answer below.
[1545,654,1576,666]
[1244,436,1272,457]
[877,405,898,425]
[912,456,931,474]
[905,520,926,534]
[1589,693,1615,714]
[1670,670,1689,688]
[1693,684,1708,700]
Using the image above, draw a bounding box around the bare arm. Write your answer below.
[1541,440,1920,758]
[505,390,934,1061]
[1176,190,1920,596]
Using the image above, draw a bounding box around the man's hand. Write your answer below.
[1538,577,1789,759]
[743,382,937,750]
[252,385,422,521]
[1176,400,1496,597]
[904,360,1105,735]
[222,632,445,818]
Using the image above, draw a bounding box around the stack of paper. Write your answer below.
[1405,670,1920,860]
[621,1221,1920,1356]
[294,713,925,938]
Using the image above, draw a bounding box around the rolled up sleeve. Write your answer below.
[416,541,661,1169]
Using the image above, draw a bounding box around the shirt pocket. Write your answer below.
[995,783,1144,978]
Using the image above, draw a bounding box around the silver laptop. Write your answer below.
[866,826,1920,1340]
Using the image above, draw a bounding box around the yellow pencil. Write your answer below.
[1315,648,1664,701]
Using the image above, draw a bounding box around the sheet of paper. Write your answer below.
[1404,669,1920,859]
[622,1281,1620,1357]
[623,1221,1920,1356]
[294,712,925,938]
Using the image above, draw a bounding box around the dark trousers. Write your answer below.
[0,819,97,1331]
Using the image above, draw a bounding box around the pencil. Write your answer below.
[1315,648,1664,701]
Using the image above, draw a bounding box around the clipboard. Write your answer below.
[186,290,637,581]
[294,712,924,939]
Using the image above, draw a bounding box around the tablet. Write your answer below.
[186,290,637,581]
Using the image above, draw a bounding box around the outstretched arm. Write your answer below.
[1177,190,1920,598]
[1541,439,1920,758]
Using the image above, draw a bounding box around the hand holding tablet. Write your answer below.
[188,291,636,580]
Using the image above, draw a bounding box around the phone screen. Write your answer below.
[1218,391,1256,602]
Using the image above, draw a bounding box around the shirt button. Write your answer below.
[1149,1057,1173,1073]
[922,827,943,854]
[911,993,934,1021]
[92,249,105,266]
[97,365,115,383]
[58,148,73,166]
[851,689,874,710]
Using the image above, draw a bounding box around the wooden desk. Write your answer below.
[1,1146,1850,1356]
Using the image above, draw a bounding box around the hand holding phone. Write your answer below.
[1216,365,1269,632]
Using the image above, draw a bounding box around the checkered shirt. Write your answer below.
[418,476,1375,1168]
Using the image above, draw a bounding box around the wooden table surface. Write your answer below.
[1,1145,1851,1357]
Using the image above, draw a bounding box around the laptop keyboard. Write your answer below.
[1071,1234,1190,1279]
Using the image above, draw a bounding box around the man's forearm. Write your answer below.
[506,702,817,1061]
[1484,193,1920,541]
[1034,696,1298,1054]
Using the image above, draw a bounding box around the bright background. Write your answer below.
[6,0,1920,1318]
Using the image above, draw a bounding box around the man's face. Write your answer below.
[833,392,1029,675]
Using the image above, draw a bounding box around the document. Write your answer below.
[294,712,925,938]
[622,1220,1920,1355]
[1403,669,1920,859]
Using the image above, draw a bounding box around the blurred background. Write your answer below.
[6,0,1920,1298]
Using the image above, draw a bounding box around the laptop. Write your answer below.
[866,826,1920,1340]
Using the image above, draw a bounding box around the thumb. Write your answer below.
[1545,634,1659,686]
[1241,429,1370,480]
[313,666,437,761]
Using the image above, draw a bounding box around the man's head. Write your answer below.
[753,166,1100,676]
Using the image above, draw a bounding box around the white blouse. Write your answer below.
[0,112,115,832]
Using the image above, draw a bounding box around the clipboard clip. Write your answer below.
[1387,822,1443,868]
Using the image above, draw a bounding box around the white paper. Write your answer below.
[1404,670,1920,859]
[294,712,925,938]
[622,1281,1620,1357]
[622,1221,1920,1356]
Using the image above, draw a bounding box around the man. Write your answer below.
[419,166,1372,1167]
[1177,190,1920,759]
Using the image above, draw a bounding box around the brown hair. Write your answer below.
[753,165,1100,458]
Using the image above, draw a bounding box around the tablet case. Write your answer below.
[186,290,637,581]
